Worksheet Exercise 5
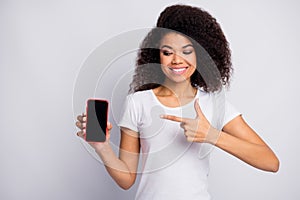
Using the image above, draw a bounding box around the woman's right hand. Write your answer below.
[75,113,112,151]
[76,113,140,190]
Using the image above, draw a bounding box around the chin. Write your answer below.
[165,76,190,84]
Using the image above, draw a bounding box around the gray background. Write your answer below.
[1,0,299,199]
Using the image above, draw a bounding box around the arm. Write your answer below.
[216,115,279,172]
[95,127,140,190]
[76,114,140,190]
[161,99,279,172]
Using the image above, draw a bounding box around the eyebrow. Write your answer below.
[160,44,194,49]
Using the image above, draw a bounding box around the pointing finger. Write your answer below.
[160,114,186,123]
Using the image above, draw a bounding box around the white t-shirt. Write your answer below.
[118,89,240,200]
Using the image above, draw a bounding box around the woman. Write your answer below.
[76,4,279,199]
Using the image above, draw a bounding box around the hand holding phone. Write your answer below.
[85,99,109,142]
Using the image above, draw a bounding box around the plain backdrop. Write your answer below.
[1,0,299,199]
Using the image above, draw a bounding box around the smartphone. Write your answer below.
[85,99,109,142]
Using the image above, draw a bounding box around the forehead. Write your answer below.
[160,32,192,47]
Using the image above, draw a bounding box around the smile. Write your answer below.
[168,67,188,75]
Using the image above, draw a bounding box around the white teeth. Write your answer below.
[170,68,186,72]
[174,68,185,72]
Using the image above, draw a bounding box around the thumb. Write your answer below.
[194,98,204,118]
[107,121,113,131]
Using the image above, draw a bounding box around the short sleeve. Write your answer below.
[222,100,241,128]
[118,95,139,132]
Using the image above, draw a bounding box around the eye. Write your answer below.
[161,50,173,56]
[183,50,193,55]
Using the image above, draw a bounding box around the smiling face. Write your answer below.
[159,32,197,84]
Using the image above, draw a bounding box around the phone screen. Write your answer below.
[85,99,108,142]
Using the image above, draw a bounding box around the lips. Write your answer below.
[168,66,188,75]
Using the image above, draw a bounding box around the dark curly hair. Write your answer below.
[129,4,232,93]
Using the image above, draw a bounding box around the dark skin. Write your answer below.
[76,32,279,190]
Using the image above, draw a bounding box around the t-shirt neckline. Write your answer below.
[150,89,199,110]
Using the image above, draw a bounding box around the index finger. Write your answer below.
[77,114,86,122]
[160,114,186,123]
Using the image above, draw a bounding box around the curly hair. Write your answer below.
[129,4,232,93]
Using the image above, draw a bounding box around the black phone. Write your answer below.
[85,99,109,142]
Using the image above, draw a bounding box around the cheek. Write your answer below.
[187,55,197,74]
[188,66,196,76]
[160,64,169,75]
[160,55,171,65]
[187,54,197,67]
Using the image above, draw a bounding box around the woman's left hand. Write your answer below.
[161,98,220,144]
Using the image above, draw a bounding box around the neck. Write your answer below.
[160,79,196,98]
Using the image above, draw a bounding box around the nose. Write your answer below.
[171,53,183,65]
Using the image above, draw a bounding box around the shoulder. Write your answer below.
[196,88,215,103]
[197,88,230,103]
[123,90,154,110]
